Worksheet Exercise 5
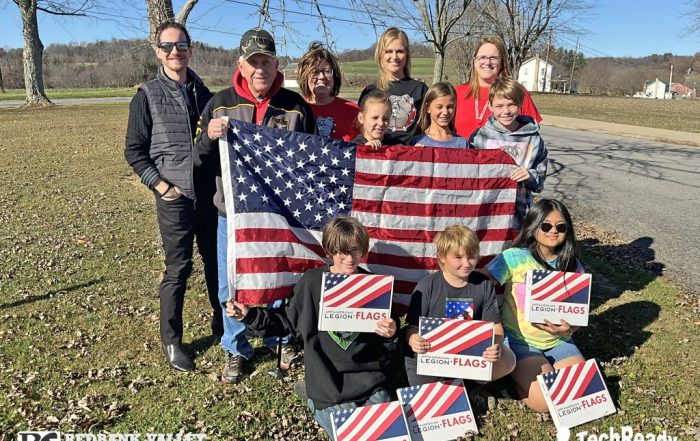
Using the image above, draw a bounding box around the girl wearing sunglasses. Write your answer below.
[481,198,585,413]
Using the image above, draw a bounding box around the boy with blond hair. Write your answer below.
[469,77,549,227]
[404,225,515,386]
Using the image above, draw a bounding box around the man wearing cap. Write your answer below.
[125,21,222,372]
[195,28,315,384]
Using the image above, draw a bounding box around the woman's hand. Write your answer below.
[226,299,249,320]
[366,139,383,149]
[533,319,576,338]
[509,166,530,183]
[408,333,430,354]
[482,343,502,362]
[207,117,229,139]
[375,318,397,338]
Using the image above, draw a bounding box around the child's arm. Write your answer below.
[533,319,579,338]
[226,299,293,337]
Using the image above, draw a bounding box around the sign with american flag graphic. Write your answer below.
[445,298,474,320]
[416,318,494,381]
[397,379,477,440]
[331,401,409,441]
[524,270,592,326]
[318,272,394,332]
[219,121,518,308]
[538,359,616,430]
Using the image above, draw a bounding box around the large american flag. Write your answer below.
[332,401,409,441]
[542,359,606,406]
[530,270,592,303]
[220,121,517,307]
[323,273,393,309]
[399,379,470,421]
[420,318,493,356]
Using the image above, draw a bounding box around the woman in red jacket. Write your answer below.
[454,36,542,140]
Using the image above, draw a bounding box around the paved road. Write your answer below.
[0,97,132,108]
[539,125,700,294]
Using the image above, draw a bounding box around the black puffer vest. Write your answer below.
[141,67,210,200]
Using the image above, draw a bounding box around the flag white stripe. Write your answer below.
[236,241,326,261]
[356,211,514,232]
[427,322,491,353]
[356,158,516,179]
[325,275,380,306]
[549,364,580,404]
[539,274,590,302]
[333,279,393,308]
[352,184,517,205]
[531,272,565,298]
[410,382,445,420]
[338,404,382,441]
[560,361,595,404]
[234,212,324,243]
[235,272,302,289]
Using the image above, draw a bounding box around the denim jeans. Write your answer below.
[217,216,289,358]
[155,193,219,344]
[308,388,391,437]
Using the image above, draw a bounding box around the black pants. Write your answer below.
[155,194,220,345]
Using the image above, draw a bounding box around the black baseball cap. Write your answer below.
[240,28,276,59]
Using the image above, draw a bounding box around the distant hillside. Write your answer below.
[1,39,698,96]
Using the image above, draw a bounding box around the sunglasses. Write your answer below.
[540,222,568,233]
[157,41,190,54]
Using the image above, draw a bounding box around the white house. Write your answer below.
[644,79,669,99]
[517,57,554,92]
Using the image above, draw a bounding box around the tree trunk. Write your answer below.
[147,0,175,44]
[433,50,445,83]
[0,66,5,93]
[18,0,51,106]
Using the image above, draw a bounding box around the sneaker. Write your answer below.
[270,343,302,370]
[221,353,243,384]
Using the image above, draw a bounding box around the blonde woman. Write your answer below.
[358,27,427,145]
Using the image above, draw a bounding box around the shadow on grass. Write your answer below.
[581,236,664,311]
[0,277,104,310]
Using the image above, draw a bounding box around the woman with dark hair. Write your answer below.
[482,199,585,413]
[454,36,542,139]
[297,42,359,141]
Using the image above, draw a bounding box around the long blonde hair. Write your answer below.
[374,27,412,91]
[465,36,511,99]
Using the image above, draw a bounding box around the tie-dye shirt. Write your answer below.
[486,247,583,350]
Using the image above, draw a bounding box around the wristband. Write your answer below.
[161,184,173,196]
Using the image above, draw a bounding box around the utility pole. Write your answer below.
[669,64,673,98]
[568,37,579,93]
[543,28,552,92]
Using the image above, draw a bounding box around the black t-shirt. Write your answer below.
[358,78,428,146]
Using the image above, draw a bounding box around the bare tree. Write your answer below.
[146,0,199,43]
[11,0,92,106]
[682,0,700,37]
[477,0,592,75]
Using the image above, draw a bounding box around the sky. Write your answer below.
[0,0,698,58]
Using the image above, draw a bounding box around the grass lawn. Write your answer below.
[1,104,699,440]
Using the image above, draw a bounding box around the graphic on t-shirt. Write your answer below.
[446,298,474,320]
[389,93,416,132]
[316,116,335,137]
[484,139,532,164]
[327,330,359,350]
[270,116,289,130]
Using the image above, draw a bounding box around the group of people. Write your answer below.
[125,20,586,438]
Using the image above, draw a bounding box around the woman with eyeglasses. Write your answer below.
[297,42,360,141]
[454,37,542,139]
[481,199,585,414]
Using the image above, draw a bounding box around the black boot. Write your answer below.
[162,343,195,372]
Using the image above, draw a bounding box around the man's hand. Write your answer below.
[207,117,229,139]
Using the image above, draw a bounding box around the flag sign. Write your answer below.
[538,359,616,430]
[524,270,592,326]
[398,379,478,440]
[331,401,410,441]
[416,318,494,381]
[219,121,517,307]
[318,272,394,333]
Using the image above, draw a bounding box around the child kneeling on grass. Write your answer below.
[404,225,516,387]
[227,216,397,437]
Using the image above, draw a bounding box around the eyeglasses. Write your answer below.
[474,55,501,63]
[540,222,568,233]
[311,68,333,79]
[157,41,190,54]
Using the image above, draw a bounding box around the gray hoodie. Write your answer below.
[469,115,548,224]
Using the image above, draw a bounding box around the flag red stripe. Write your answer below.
[324,275,379,305]
[425,320,470,345]
[532,272,566,298]
[362,405,403,441]
[367,227,517,243]
[236,286,295,305]
[568,363,598,404]
[548,277,590,303]
[439,328,493,355]
[413,382,448,420]
[355,171,512,191]
[356,145,517,166]
[427,321,490,352]
[347,280,393,308]
[236,256,322,274]
[236,228,325,257]
[366,252,439,270]
[353,198,516,218]
[552,363,583,404]
[338,405,373,440]
[430,387,465,420]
